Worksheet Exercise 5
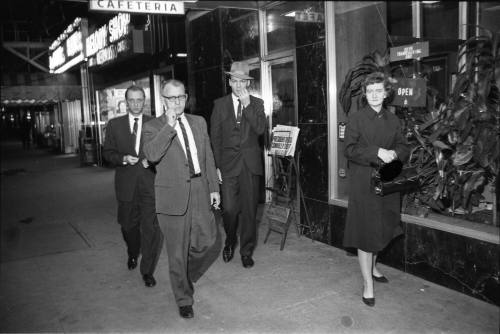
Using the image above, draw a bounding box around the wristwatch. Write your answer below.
[122,156,127,165]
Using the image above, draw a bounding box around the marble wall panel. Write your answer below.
[296,43,327,124]
[294,1,325,48]
[192,67,224,124]
[297,123,328,201]
[405,223,500,305]
[301,197,330,245]
[189,11,221,71]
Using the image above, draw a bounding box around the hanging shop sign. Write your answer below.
[49,18,88,74]
[85,13,151,68]
[389,78,427,107]
[89,0,185,15]
[390,42,429,62]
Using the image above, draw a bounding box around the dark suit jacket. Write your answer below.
[210,94,266,177]
[103,114,154,202]
[142,113,219,216]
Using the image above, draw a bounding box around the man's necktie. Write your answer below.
[236,100,242,125]
[178,118,195,176]
[132,118,139,154]
[132,118,138,136]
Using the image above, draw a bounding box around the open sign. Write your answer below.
[389,78,426,107]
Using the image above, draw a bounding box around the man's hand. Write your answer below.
[124,155,139,165]
[377,148,398,164]
[238,88,251,108]
[216,168,223,184]
[141,158,149,168]
[210,192,221,210]
[165,108,177,127]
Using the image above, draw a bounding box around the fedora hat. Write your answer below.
[225,62,253,80]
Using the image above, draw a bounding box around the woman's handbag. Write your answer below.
[371,159,421,196]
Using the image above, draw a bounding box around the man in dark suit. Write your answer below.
[142,79,221,319]
[210,61,266,268]
[103,85,164,288]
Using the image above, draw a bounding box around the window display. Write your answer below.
[96,76,151,144]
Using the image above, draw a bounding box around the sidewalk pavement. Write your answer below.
[1,141,498,333]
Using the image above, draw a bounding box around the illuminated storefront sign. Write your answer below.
[49,18,88,73]
[295,11,324,23]
[86,13,135,67]
[89,0,185,15]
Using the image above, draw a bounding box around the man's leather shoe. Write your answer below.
[222,246,234,263]
[241,255,254,268]
[179,305,194,318]
[127,257,137,270]
[143,274,156,287]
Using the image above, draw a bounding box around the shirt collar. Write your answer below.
[128,113,143,121]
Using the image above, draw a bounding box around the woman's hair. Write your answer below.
[361,72,394,105]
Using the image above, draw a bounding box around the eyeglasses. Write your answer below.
[162,94,187,103]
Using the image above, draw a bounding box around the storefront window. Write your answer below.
[221,8,259,62]
[331,2,498,226]
[422,1,458,39]
[266,1,324,54]
[387,1,412,37]
[96,77,151,144]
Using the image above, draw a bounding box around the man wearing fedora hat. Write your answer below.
[210,61,266,268]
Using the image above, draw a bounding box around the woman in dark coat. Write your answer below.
[343,72,410,307]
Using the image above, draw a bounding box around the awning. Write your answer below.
[1,85,82,106]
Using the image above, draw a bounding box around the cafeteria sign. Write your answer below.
[389,78,426,107]
[89,0,184,15]
[390,42,429,62]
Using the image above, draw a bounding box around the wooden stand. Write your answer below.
[263,153,312,250]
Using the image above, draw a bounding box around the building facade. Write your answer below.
[185,1,499,306]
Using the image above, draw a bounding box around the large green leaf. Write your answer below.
[452,145,474,166]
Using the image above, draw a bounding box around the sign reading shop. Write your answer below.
[89,0,184,15]
[86,13,135,67]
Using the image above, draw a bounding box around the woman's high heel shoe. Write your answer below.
[372,275,389,283]
[362,296,375,307]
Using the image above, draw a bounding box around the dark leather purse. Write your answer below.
[371,159,421,196]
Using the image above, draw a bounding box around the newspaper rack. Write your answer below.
[263,151,313,250]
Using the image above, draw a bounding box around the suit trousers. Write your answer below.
[221,163,260,257]
[157,177,220,307]
[117,173,164,276]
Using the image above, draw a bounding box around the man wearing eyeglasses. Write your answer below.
[103,85,164,289]
[210,62,266,269]
[142,79,221,319]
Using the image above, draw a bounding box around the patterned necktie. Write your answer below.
[132,118,138,136]
[178,118,195,176]
[236,100,242,125]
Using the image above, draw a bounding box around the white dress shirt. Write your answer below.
[174,114,201,174]
[128,113,142,155]
[231,93,241,119]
